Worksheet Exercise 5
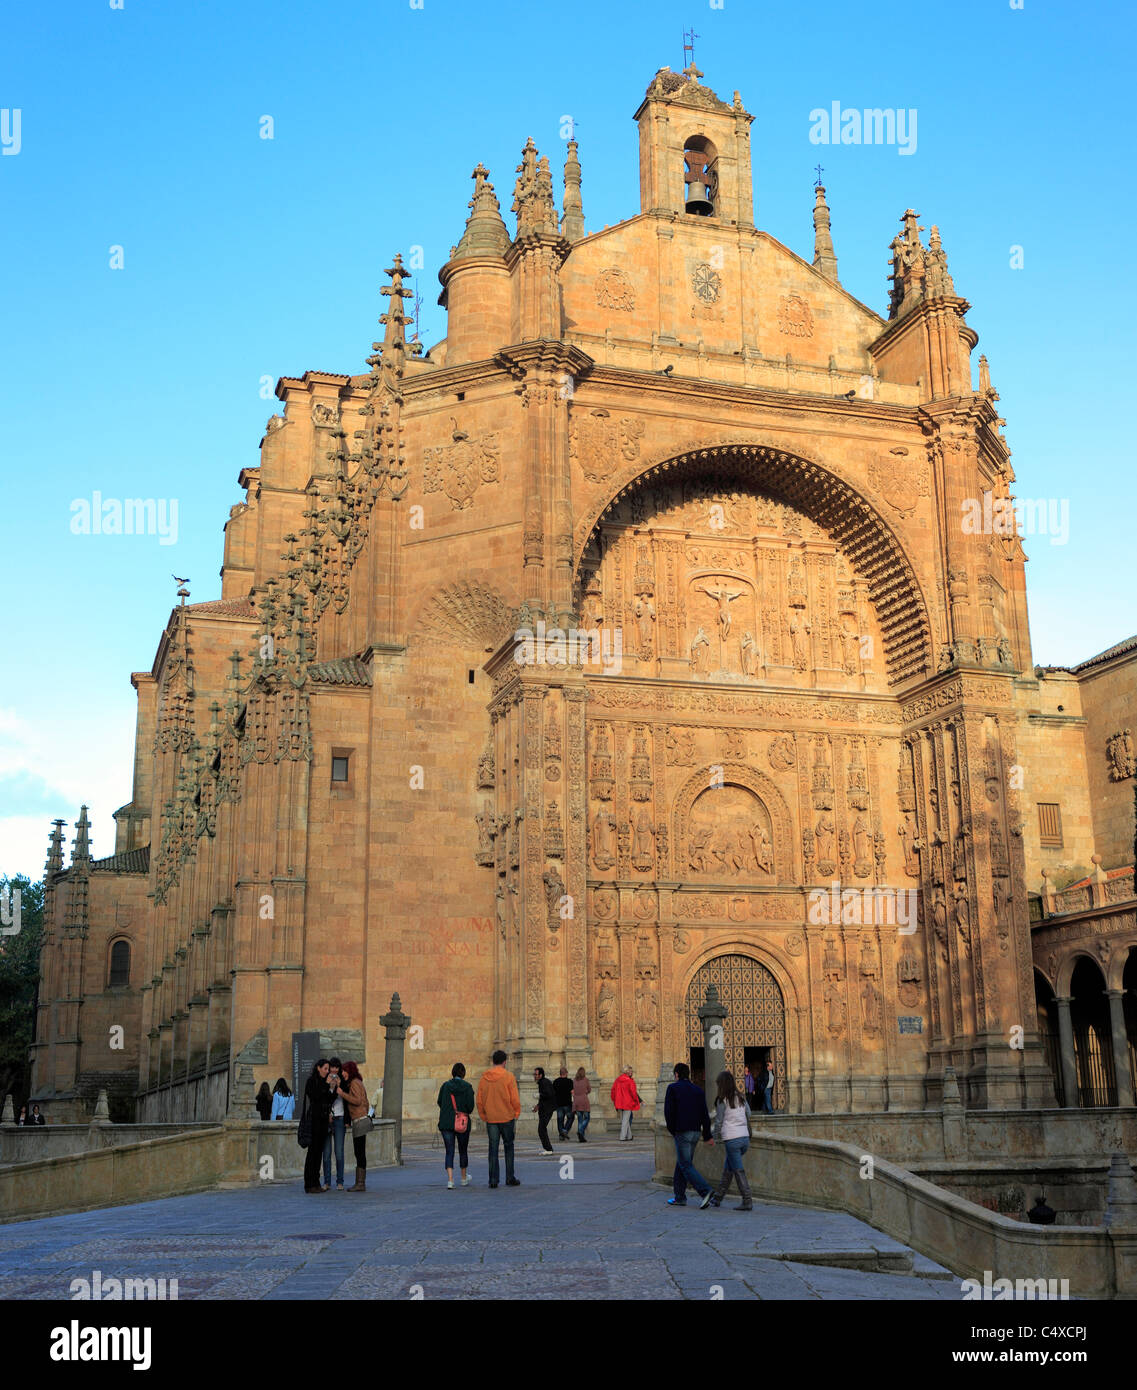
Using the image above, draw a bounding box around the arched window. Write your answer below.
[683,135,717,216]
[109,939,131,988]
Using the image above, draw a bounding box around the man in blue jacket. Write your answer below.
[663,1062,714,1207]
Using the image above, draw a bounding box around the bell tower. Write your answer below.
[634,64,754,227]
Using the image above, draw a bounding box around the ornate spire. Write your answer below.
[512,137,558,237]
[561,140,585,242]
[65,806,91,932]
[373,254,412,380]
[453,164,510,259]
[812,183,839,284]
[925,224,955,298]
[45,818,65,880]
[887,209,926,320]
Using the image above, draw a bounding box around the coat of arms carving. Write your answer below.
[777,294,814,338]
[569,409,645,483]
[423,427,501,510]
[594,266,636,311]
[867,457,931,519]
[1107,729,1135,781]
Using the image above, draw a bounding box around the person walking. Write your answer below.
[663,1062,714,1208]
[476,1050,521,1188]
[301,1059,332,1194]
[255,1081,272,1122]
[552,1066,574,1140]
[610,1066,643,1141]
[270,1078,295,1121]
[762,1058,776,1112]
[437,1062,475,1189]
[572,1066,591,1142]
[707,1070,753,1212]
[532,1067,556,1155]
[338,1061,371,1193]
[322,1057,347,1190]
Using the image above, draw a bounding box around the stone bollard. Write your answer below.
[1,1093,15,1127]
[90,1089,111,1126]
[1103,1153,1137,1229]
[697,984,728,1115]
[380,993,410,1166]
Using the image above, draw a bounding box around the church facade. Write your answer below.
[30,65,1136,1125]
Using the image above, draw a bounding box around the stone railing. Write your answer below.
[655,1127,1137,1298]
[0,1118,397,1224]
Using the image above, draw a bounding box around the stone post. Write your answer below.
[380,992,410,1165]
[1054,997,1079,1109]
[697,984,728,1114]
[1106,991,1135,1108]
[0,1094,15,1127]
[228,1063,257,1120]
[941,1064,964,1160]
[90,1089,111,1126]
[1103,1153,1137,1229]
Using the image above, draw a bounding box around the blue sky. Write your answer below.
[1,0,1134,878]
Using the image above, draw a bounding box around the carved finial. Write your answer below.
[925,223,955,298]
[512,137,558,237]
[812,182,839,284]
[45,817,65,881]
[71,805,91,868]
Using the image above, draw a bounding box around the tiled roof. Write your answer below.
[1071,635,1137,673]
[186,598,258,619]
[308,657,372,686]
[91,847,150,874]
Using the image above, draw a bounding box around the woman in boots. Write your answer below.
[338,1060,370,1192]
[708,1070,753,1212]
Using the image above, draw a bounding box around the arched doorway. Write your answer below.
[685,954,786,1110]
[1034,969,1063,1106]
[1070,956,1116,1107]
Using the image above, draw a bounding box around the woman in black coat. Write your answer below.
[302,1060,332,1193]
[255,1081,272,1122]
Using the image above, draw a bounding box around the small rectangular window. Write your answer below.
[331,756,350,783]
[1038,803,1062,848]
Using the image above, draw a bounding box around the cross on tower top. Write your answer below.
[682,27,700,76]
[815,164,825,187]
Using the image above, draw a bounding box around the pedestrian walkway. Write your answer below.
[0,1140,961,1300]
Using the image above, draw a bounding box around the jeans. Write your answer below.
[722,1136,749,1172]
[671,1130,710,1200]
[323,1114,346,1186]
[619,1109,634,1140]
[758,1088,772,1113]
[574,1111,590,1137]
[557,1105,573,1137]
[486,1119,516,1184]
[442,1126,470,1171]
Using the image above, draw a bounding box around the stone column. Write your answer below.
[380,992,410,1165]
[697,984,728,1114]
[1054,997,1078,1109]
[1106,991,1135,1108]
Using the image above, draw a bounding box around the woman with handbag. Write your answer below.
[436,1062,475,1189]
[337,1060,371,1193]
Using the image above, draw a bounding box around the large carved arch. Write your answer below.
[672,761,795,883]
[573,442,933,686]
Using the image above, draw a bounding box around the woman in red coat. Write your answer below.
[610,1066,643,1141]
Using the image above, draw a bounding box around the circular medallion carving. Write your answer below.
[691,263,722,304]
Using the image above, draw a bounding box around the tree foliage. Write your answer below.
[0,874,45,1107]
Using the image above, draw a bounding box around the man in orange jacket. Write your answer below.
[476,1050,522,1188]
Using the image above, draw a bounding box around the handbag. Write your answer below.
[450,1091,469,1134]
[297,1096,311,1149]
[352,1114,374,1139]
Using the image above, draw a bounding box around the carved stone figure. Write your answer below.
[597,981,617,1039]
[860,979,882,1033]
[542,866,565,931]
[690,626,711,673]
[591,807,616,870]
[824,980,846,1035]
[898,813,921,878]
[634,595,656,655]
[768,734,795,771]
[697,583,743,642]
[815,814,836,875]
[1107,729,1135,781]
[740,630,758,676]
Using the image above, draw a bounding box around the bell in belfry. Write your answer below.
[684,145,715,215]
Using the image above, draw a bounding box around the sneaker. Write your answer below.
[506,1177,521,1186]
[461,1175,471,1187]
[667,1196,687,1206]
[698,1190,714,1209]
[537,1149,555,1157]
[447,1179,454,1190]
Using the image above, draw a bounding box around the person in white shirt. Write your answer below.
[322,1057,347,1190]
[708,1070,753,1211]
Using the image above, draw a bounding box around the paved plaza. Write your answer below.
[0,1136,963,1300]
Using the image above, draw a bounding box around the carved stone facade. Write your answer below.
[31,63,1134,1126]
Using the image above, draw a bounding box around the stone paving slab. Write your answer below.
[0,1141,965,1301]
